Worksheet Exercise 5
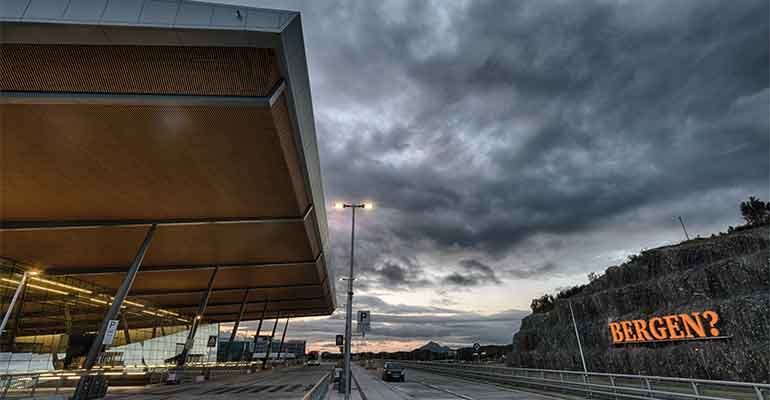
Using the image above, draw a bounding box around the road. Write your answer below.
[352,363,560,400]
[102,365,330,400]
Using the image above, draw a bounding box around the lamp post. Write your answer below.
[334,201,373,400]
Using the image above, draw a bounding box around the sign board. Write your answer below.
[102,320,119,345]
[335,334,344,346]
[207,335,218,347]
[357,310,371,334]
[472,343,481,353]
[609,311,725,344]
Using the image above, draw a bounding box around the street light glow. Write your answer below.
[334,202,345,209]
[363,202,374,209]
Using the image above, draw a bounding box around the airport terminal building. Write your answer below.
[0,0,335,375]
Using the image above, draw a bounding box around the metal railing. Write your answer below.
[397,361,769,400]
[0,372,42,399]
[0,368,153,400]
[303,368,332,400]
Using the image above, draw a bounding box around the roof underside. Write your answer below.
[0,3,335,335]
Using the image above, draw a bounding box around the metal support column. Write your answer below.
[54,305,72,369]
[177,267,218,367]
[64,305,72,335]
[250,300,268,361]
[0,272,29,336]
[8,281,28,352]
[224,289,250,361]
[276,318,289,360]
[83,225,156,370]
[262,312,279,369]
[152,315,159,339]
[121,314,131,344]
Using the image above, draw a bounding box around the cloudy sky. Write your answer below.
[218,0,769,352]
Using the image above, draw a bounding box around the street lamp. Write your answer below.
[334,202,373,400]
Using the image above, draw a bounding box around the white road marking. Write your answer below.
[418,381,475,400]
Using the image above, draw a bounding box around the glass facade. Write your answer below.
[105,324,220,368]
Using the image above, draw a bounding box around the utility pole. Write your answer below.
[568,301,587,372]
[568,301,591,397]
[678,216,690,240]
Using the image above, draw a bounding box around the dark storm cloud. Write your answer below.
[369,260,433,289]
[442,259,502,287]
[304,0,769,281]
[229,0,768,304]
[505,262,559,280]
[346,254,433,291]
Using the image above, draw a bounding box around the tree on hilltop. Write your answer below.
[740,196,770,226]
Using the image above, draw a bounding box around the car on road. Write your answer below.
[382,362,406,382]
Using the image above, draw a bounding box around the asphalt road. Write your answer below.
[354,364,559,400]
[102,365,330,400]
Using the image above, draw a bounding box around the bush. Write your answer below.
[530,294,555,314]
[740,196,770,227]
[556,285,585,299]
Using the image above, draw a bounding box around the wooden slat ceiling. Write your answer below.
[0,44,334,332]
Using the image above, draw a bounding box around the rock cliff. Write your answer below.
[510,225,769,382]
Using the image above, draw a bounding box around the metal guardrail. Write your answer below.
[397,361,769,400]
[303,368,332,400]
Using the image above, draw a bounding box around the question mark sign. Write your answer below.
[702,310,720,336]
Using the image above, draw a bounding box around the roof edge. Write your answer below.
[0,0,297,33]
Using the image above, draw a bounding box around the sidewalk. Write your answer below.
[348,364,406,400]
[326,364,406,400]
[326,371,363,400]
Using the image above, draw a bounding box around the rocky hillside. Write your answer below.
[510,225,769,382]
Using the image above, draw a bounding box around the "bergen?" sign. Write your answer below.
[609,311,722,344]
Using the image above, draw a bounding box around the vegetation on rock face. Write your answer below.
[530,294,555,314]
[530,197,770,305]
[531,283,588,313]
[513,198,770,382]
[740,196,770,227]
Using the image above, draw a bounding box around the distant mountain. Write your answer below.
[417,341,452,353]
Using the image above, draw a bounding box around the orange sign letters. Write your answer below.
[609,311,721,344]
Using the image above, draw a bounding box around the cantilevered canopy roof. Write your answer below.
[0,0,335,332]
